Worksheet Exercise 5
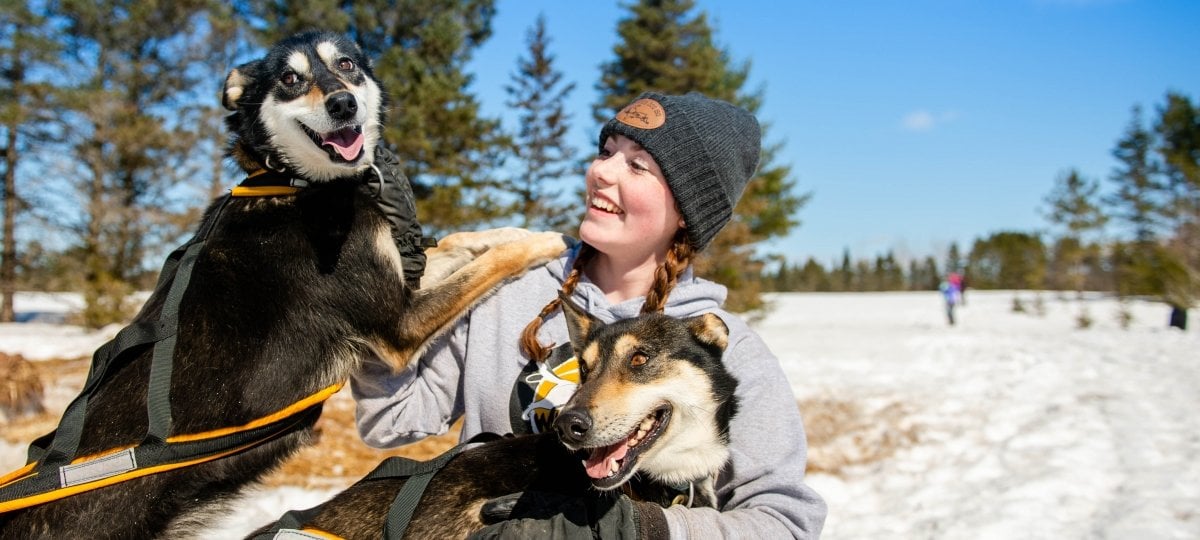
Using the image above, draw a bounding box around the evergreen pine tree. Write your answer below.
[1,3,63,321]
[1155,93,1200,223]
[1106,105,1165,243]
[837,248,852,292]
[502,14,578,233]
[1042,169,1107,293]
[907,259,921,291]
[968,232,1047,290]
[1153,92,1200,317]
[920,256,940,290]
[593,0,808,311]
[945,242,962,277]
[1105,105,1176,304]
[799,257,830,292]
[54,0,220,326]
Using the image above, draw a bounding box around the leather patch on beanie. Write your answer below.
[615,98,666,129]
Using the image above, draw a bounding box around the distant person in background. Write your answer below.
[1168,304,1188,330]
[940,275,961,326]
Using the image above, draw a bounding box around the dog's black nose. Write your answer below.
[554,409,592,445]
[325,92,358,121]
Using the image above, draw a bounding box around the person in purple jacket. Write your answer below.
[353,91,826,538]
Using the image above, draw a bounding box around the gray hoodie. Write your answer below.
[352,249,826,538]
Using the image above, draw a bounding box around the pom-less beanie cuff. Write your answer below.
[599,91,761,251]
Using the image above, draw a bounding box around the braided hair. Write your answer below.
[518,229,695,362]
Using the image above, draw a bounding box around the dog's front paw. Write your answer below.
[434,227,537,255]
[508,232,577,267]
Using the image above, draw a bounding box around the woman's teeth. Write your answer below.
[591,197,623,214]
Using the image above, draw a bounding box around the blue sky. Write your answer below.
[466,0,1200,266]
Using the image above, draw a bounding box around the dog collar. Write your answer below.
[231,169,309,197]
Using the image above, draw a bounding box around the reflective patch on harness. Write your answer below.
[59,449,137,487]
[273,529,342,540]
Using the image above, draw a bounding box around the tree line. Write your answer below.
[1,0,805,327]
[768,92,1200,322]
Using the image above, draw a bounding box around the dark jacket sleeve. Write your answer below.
[360,146,433,289]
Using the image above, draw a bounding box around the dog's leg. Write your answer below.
[421,227,556,288]
[385,231,572,370]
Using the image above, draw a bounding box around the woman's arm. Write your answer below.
[351,316,469,448]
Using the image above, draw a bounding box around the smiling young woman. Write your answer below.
[353,91,827,539]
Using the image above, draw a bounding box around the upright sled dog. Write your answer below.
[0,31,567,538]
[251,294,740,539]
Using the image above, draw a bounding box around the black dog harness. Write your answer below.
[0,172,340,513]
[252,433,502,540]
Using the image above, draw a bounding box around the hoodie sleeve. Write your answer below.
[661,314,827,539]
[351,315,468,448]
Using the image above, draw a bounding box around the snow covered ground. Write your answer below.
[2,290,1197,539]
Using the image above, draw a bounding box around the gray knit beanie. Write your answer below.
[599,91,761,251]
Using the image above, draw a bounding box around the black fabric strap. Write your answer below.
[252,433,501,539]
[145,239,207,445]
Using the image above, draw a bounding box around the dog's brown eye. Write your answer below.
[280,72,299,86]
[337,58,355,71]
[630,352,648,367]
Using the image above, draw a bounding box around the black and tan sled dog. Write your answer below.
[251,294,740,539]
[0,31,567,538]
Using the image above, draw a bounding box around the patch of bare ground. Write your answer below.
[1,356,90,444]
[800,396,920,476]
[263,389,462,488]
[0,353,44,423]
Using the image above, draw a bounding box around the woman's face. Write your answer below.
[579,134,682,260]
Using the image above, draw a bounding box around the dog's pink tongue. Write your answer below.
[322,127,363,160]
[584,440,630,479]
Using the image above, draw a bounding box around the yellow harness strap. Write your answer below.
[230,169,303,197]
[231,185,300,197]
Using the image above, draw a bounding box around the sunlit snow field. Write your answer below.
[2,290,1197,539]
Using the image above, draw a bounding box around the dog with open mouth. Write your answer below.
[222,32,383,179]
[250,293,738,539]
[0,30,569,538]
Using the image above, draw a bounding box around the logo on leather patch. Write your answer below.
[615,98,666,129]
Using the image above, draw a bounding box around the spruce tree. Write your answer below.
[1107,106,1165,243]
[945,242,963,276]
[249,0,508,234]
[594,0,808,311]
[919,256,940,290]
[968,232,1047,290]
[0,3,62,321]
[1153,92,1200,315]
[1155,92,1200,219]
[1042,169,1107,293]
[53,0,219,326]
[799,257,829,292]
[1105,105,1176,304]
[502,14,578,233]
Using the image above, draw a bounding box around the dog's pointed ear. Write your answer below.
[558,292,598,356]
[222,60,261,111]
[687,313,729,352]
